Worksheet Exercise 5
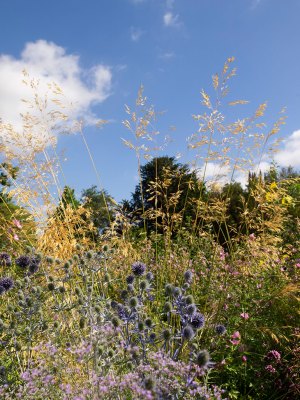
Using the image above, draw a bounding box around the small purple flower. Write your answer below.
[132,262,146,276]
[184,270,193,283]
[190,312,205,329]
[0,277,14,292]
[0,253,11,267]
[215,324,226,335]
[266,350,281,362]
[16,255,31,269]
[182,325,194,340]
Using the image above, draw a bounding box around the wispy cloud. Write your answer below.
[163,11,181,28]
[274,129,300,168]
[159,51,175,59]
[130,27,144,42]
[0,40,112,133]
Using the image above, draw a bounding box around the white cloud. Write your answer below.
[163,11,181,28]
[159,51,175,59]
[274,130,300,168]
[130,27,144,42]
[0,40,112,133]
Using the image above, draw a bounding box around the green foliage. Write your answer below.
[81,185,115,234]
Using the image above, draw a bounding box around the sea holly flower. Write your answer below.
[0,253,12,267]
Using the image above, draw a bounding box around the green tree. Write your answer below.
[129,156,205,235]
[81,186,115,234]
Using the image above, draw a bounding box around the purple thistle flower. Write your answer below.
[0,253,11,267]
[0,277,14,292]
[132,262,146,276]
[215,324,226,335]
[182,325,195,340]
[16,255,31,269]
[190,312,205,329]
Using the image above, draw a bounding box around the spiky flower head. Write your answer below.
[0,277,14,292]
[145,317,152,328]
[0,253,11,267]
[140,280,148,290]
[145,272,154,282]
[164,302,172,313]
[126,275,135,284]
[165,283,173,296]
[132,261,146,276]
[127,284,134,292]
[28,260,39,275]
[16,255,31,269]
[196,350,210,368]
[215,324,226,335]
[185,295,194,305]
[184,269,193,283]
[162,329,171,341]
[172,286,181,297]
[129,296,138,308]
[190,312,205,329]
[186,304,197,316]
[182,325,195,341]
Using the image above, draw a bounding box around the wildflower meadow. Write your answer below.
[0,56,299,400]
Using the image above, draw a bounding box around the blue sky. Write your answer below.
[0,0,300,202]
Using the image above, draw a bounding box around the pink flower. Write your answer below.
[242,355,247,363]
[13,234,19,241]
[265,364,276,374]
[295,263,300,269]
[240,312,249,320]
[12,219,22,229]
[249,233,255,241]
[230,331,241,345]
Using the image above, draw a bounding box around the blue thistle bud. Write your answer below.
[145,318,152,328]
[162,329,171,341]
[126,275,135,284]
[184,269,193,283]
[129,297,138,308]
[186,304,197,316]
[140,280,148,290]
[172,286,181,297]
[138,321,145,331]
[127,284,134,292]
[164,302,172,313]
[0,253,11,267]
[165,284,173,296]
[145,272,154,281]
[185,295,194,305]
[111,317,120,328]
[196,350,210,368]
[215,324,226,335]
[182,325,194,341]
